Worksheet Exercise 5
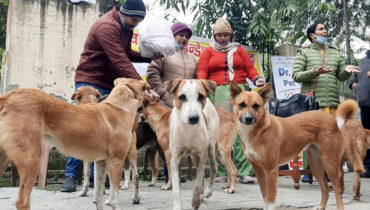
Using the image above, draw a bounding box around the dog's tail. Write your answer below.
[336,99,359,129]
[336,99,365,173]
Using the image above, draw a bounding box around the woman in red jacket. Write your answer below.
[198,18,265,184]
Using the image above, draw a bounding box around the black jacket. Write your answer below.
[348,51,370,108]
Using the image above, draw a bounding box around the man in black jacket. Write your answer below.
[349,50,370,178]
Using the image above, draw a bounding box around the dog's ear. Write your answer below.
[138,80,151,92]
[257,83,272,103]
[94,89,102,100]
[71,89,80,100]
[165,79,182,95]
[229,80,243,99]
[114,78,130,86]
[199,79,216,96]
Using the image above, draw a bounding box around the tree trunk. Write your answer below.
[343,0,351,63]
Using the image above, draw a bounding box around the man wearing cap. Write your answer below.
[61,0,154,192]
[147,22,197,109]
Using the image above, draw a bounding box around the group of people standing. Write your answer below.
[60,0,369,192]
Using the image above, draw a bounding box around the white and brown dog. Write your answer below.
[229,81,351,210]
[166,79,220,210]
[0,78,149,210]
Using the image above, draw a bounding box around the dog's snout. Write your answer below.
[240,113,256,125]
[188,115,199,124]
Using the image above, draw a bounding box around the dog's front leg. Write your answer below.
[204,144,217,198]
[263,168,278,210]
[192,156,206,210]
[93,160,106,210]
[170,152,182,210]
[79,161,90,197]
[105,158,125,210]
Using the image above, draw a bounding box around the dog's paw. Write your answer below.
[132,197,140,204]
[353,195,360,201]
[204,188,213,198]
[78,191,88,197]
[120,184,129,190]
[148,182,155,187]
[161,184,171,190]
[192,198,201,210]
[312,206,324,210]
[104,199,112,206]
[223,188,234,194]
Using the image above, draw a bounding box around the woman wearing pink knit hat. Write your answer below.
[147,22,197,108]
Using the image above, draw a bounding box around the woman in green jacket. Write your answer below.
[293,23,360,111]
[292,23,360,182]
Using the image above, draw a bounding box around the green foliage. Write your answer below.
[0,0,7,49]
[159,0,369,81]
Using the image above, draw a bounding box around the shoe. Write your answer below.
[60,176,77,192]
[301,174,312,183]
[180,177,186,183]
[89,178,94,188]
[241,176,256,184]
[214,176,227,182]
[360,171,370,178]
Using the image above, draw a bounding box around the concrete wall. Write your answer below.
[1,0,115,101]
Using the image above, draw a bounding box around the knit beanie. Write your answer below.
[213,18,232,35]
[119,0,146,18]
[171,22,192,37]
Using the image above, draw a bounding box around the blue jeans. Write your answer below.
[64,82,111,179]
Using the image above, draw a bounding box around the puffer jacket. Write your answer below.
[146,49,197,108]
[293,44,350,108]
[348,51,370,108]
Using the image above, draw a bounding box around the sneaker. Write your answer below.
[301,174,312,183]
[241,176,256,184]
[60,176,77,192]
[214,176,227,182]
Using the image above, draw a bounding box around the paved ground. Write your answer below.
[0,173,369,210]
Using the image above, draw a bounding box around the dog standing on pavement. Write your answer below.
[229,81,350,210]
[336,99,369,200]
[166,79,220,210]
[0,78,149,210]
[70,86,101,197]
[142,92,238,194]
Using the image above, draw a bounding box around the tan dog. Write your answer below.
[70,86,101,197]
[229,81,348,210]
[142,96,238,194]
[0,78,149,210]
[336,99,369,200]
[166,79,219,210]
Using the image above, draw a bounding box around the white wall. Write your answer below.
[1,0,115,101]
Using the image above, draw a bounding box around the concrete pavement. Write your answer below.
[0,173,369,210]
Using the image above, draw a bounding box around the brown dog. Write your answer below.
[229,81,348,210]
[336,99,369,200]
[71,86,101,197]
[0,78,149,210]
